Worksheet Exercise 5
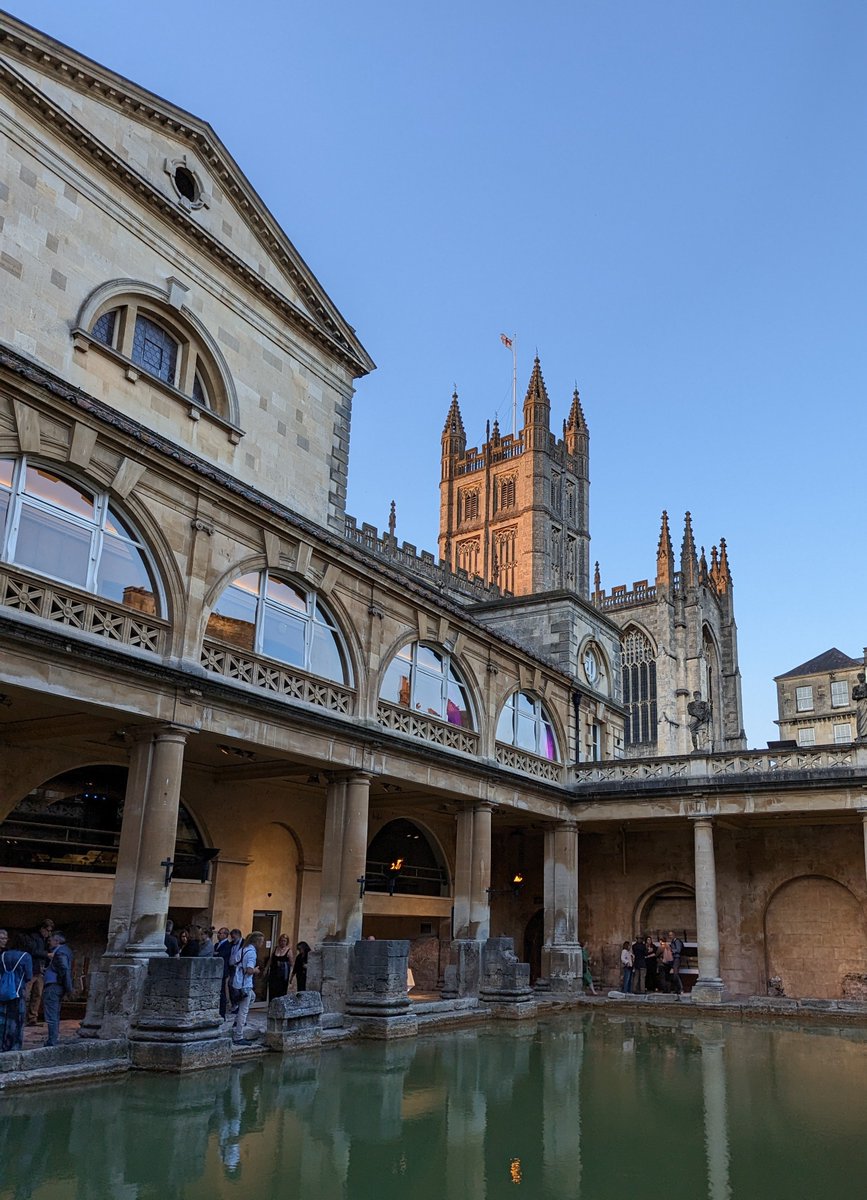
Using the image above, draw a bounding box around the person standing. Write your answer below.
[43,931,73,1047]
[232,932,264,1044]
[290,941,311,992]
[267,934,293,1000]
[620,941,634,994]
[580,941,597,995]
[668,930,685,995]
[164,919,180,958]
[644,936,659,992]
[0,928,32,1052]
[631,936,647,994]
[658,936,673,992]
[24,919,53,1025]
[213,927,233,1018]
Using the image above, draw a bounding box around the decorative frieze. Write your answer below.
[376,700,479,754]
[495,742,562,783]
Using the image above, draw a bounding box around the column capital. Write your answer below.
[473,801,497,815]
[129,722,192,745]
[688,812,715,825]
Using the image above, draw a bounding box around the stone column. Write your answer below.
[858,808,867,884]
[690,815,724,1002]
[81,724,190,1038]
[443,802,493,999]
[698,1030,731,1200]
[541,820,583,993]
[311,772,370,1013]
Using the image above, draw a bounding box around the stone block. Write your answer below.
[479,938,533,1005]
[266,990,323,1052]
[441,939,481,999]
[129,957,230,1072]
[346,939,411,1017]
[542,944,585,995]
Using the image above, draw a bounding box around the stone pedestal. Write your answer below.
[480,937,536,1018]
[80,956,150,1040]
[129,957,230,1071]
[345,939,418,1039]
[441,939,482,999]
[266,991,323,1051]
[542,945,585,996]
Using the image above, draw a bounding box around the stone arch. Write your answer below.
[620,624,659,751]
[494,687,565,764]
[365,817,451,896]
[376,637,482,735]
[764,874,867,999]
[701,623,723,747]
[240,821,301,941]
[633,880,696,938]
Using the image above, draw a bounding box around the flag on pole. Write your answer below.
[500,333,513,349]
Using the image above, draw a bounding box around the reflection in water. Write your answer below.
[1,1015,867,1200]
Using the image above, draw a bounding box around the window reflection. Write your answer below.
[497,691,560,761]
[379,642,474,729]
[206,571,349,684]
[0,457,160,615]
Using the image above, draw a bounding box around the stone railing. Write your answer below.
[201,640,354,714]
[376,701,480,755]
[0,564,167,654]
[594,572,685,611]
[574,744,866,786]
[496,743,563,783]
[344,516,504,600]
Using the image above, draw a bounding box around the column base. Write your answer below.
[79,954,151,1040]
[308,941,355,1014]
[540,943,585,995]
[691,978,725,1004]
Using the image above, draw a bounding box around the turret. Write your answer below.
[563,386,588,459]
[655,510,674,593]
[680,511,698,590]
[522,356,551,449]
[441,389,466,479]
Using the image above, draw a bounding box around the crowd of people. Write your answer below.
[164,922,311,1044]
[0,916,312,1052]
[620,931,686,996]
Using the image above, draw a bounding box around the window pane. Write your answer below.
[132,316,178,384]
[496,706,513,743]
[208,577,258,650]
[16,502,91,587]
[542,720,557,761]
[0,489,8,543]
[396,643,413,664]
[192,373,209,407]
[831,681,848,707]
[310,620,346,683]
[0,459,14,489]
[24,467,94,519]
[104,507,140,540]
[262,604,305,668]
[381,657,411,706]
[516,692,535,717]
[413,670,443,718]
[96,533,156,611]
[833,724,851,744]
[416,644,443,674]
[91,310,117,346]
[516,713,537,752]
[265,576,306,612]
[446,681,472,728]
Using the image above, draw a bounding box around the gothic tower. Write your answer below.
[438,358,590,597]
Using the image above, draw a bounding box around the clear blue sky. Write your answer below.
[7,1,867,746]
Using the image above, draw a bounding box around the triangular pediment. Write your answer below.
[0,14,373,376]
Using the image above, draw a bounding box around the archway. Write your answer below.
[633,880,696,940]
[764,875,867,999]
[524,908,544,983]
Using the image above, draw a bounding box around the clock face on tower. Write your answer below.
[583,647,599,684]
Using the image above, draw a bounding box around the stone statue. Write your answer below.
[687,691,712,751]
[853,671,867,742]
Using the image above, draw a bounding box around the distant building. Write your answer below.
[775,648,865,747]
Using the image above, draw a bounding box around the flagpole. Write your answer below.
[511,333,517,438]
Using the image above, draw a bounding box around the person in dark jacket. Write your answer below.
[290,941,311,992]
[0,928,33,1052]
[631,936,647,994]
[24,918,53,1025]
[164,918,180,958]
[43,931,73,1047]
[213,927,234,1017]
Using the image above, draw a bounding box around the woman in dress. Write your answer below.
[290,941,311,992]
[267,933,293,1000]
[658,936,673,992]
[0,928,33,1052]
[644,935,659,992]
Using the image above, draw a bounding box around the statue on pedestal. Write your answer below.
[853,671,867,742]
[687,691,712,752]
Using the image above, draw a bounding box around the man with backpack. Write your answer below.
[0,927,33,1052]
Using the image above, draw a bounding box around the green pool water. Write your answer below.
[2,1012,865,1199]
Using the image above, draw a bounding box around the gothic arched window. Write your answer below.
[621,628,657,748]
[206,571,350,684]
[0,456,162,614]
[379,642,474,728]
[496,691,559,761]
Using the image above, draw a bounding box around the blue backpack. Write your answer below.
[0,952,26,1001]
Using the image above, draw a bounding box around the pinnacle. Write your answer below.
[523,356,550,409]
[566,386,586,430]
[442,390,465,438]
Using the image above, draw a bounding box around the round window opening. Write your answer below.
[173,166,199,204]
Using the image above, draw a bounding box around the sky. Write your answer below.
[6,1,866,747]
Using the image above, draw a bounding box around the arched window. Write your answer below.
[622,628,657,748]
[365,819,448,896]
[0,456,162,614]
[379,642,473,728]
[0,766,205,876]
[205,571,350,684]
[77,282,237,430]
[496,691,559,761]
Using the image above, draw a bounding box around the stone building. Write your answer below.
[0,12,866,1034]
[774,647,865,747]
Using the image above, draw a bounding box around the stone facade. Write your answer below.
[774,646,865,748]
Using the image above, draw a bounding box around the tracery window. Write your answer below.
[461,489,480,521]
[0,456,161,614]
[496,691,559,761]
[498,476,516,510]
[206,571,350,684]
[493,528,516,593]
[457,539,480,577]
[621,628,657,747]
[380,642,474,728]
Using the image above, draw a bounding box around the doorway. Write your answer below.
[251,909,280,998]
